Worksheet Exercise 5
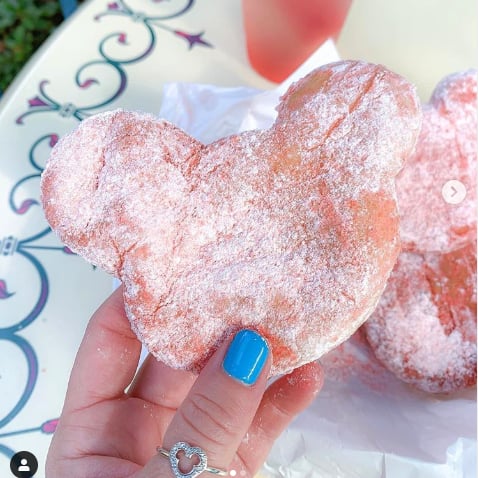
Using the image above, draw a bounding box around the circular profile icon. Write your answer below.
[9,451,38,478]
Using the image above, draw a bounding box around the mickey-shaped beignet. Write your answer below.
[363,70,477,393]
[41,60,421,375]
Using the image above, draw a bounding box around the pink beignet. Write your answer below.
[363,70,477,393]
[41,60,421,375]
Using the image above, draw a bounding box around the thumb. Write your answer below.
[136,329,271,478]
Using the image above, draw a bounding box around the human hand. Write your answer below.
[46,287,323,477]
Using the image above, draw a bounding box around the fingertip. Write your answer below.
[91,285,126,322]
[265,360,324,411]
[287,360,325,397]
[87,285,136,341]
[222,329,271,386]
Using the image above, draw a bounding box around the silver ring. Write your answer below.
[157,441,228,477]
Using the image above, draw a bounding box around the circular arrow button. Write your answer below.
[441,180,467,205]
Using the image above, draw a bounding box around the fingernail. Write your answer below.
[222,330,269,385]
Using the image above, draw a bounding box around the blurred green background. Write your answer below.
[0,0,81,93]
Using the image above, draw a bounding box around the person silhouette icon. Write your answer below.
[9,451,38,477]
[18,458,31,472]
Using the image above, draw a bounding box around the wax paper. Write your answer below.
[158,41,477,478]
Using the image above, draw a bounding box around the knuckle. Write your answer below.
[180,392,239,446]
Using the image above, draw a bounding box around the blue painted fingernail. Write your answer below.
[222,330,269,385]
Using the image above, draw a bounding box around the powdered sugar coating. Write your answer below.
[397,70,477,252]
[363,70,477,393]
[41,61,421,375]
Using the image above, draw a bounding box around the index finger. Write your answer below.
[63,286,142,413]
